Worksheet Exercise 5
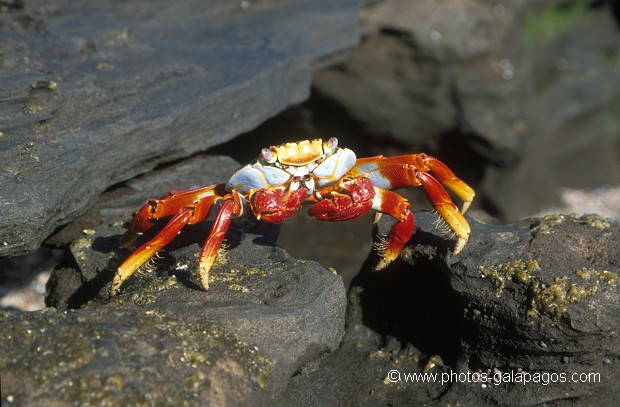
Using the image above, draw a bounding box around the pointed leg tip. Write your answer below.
[372,212,383,224]
[460,201,472,214]
[373,260,389,271]
[109,270,122,296]
[198,267,210,292]
[453,237,468,256]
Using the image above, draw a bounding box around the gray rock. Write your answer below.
[314,0,620,219]
[276,211,620,406]
[0,0,362,257]
[4,154,346,406]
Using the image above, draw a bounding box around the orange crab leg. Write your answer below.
[417,171,470,255]
[351,154,472,255]
[197,199,235,291]
[121,185,224,249]
[423,156,475,213]
[112,186,241,296]
[371,188,415,270]
[112,209,194,295]
[352,154,474,212]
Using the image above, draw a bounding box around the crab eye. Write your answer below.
[324,137,338,154]
[261,148,276,163]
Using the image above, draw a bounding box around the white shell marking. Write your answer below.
[313,148,356,188]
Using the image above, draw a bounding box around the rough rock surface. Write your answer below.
[0,0,362,257]
[276,211,620,406]
[314,0,620,219]
[2,154,346,406]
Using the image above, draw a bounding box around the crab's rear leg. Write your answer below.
[352,155,474,213]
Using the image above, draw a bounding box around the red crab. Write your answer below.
[112,138,474,295]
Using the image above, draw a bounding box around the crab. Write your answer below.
[111,138,474,296]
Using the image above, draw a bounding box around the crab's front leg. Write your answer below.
[423,155,475,214]
[416,169,470,255]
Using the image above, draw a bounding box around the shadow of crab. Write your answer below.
[350,217,463,365]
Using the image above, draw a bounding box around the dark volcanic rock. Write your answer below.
[314,0,620,219]
[452,213,619,405]
[3,154,346,406]
[2,251,345,406]
[0,0,362,257]
[276,211,620,406]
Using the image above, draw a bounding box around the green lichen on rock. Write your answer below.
[478,259,540,295]
[575,267,618,288]
[527,268,618,320]
[210,267,268,293]
[528,276,592,319]
[478,259,618,320]
[131,292,157,306]
[530,213,610,236]
[144,275,180,293]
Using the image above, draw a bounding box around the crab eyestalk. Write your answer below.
[323,137,338,154]
[261,147,276,164]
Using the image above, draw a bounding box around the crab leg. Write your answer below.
[351,154,474,212]
[351,155,471,255]
[113,186,232,296]
[112,209,194,295]
[423,156,475,213]
[371,188,415,270]
[417,171,470,255]
[121,185,224,249]
[196,199,236,291]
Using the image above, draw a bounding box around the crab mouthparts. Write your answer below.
[290,175,315,194]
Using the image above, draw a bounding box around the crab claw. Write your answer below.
[308,176,375,221]
[250,187,307,223]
